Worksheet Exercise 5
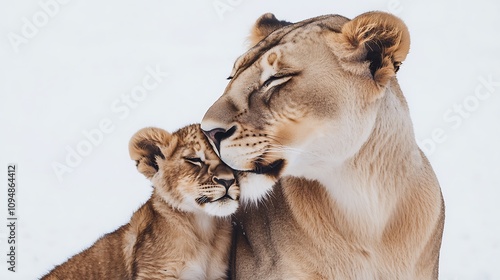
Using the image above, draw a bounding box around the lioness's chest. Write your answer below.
[232,182,382,279]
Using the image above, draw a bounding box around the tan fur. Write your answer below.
[42,124,239,280]
[201,12,444,279]
[248,13,291,47]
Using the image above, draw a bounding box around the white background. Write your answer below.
[1,0,499,279]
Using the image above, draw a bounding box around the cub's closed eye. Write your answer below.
[184,157,204,166]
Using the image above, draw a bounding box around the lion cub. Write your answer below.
[42,124,240,280]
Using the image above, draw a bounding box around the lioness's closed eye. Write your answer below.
[42,124,238,280]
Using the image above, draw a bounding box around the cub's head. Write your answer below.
[129,124,239,217]
[201,12,410,202]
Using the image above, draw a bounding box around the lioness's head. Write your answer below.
[129,124,239,217]
[201,12,410,201]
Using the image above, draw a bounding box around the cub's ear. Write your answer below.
[248,13,292,47]
[329,11,410,89]
[129,127,176,179]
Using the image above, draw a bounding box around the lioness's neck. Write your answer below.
[306,84,423,239]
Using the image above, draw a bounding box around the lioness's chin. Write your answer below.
[237,172,279,205]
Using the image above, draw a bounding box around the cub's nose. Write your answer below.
[213,177,236,190]
[202,126,236,152]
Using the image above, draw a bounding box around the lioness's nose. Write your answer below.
[202,126,236,152]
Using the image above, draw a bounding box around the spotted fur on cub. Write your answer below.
[42,124,238,280]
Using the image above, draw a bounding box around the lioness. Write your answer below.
[42,124,239,280]
[201,12,445,279]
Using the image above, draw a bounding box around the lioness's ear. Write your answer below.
[129,127,175,179]
[248,13,292,47]
[330,11,410,89]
